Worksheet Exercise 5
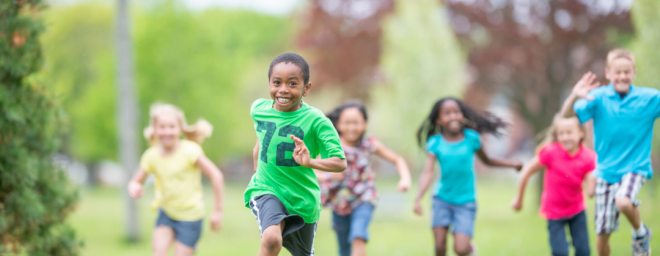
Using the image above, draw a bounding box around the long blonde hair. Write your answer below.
[535,115,584,153]
[143,103,213,145]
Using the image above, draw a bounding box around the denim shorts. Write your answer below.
[432,196,477,237]
[332,202,375,256]
[155,209,203,248]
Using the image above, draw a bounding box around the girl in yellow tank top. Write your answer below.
[127,103,225,255]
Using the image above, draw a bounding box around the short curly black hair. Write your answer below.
[268,52,310,85]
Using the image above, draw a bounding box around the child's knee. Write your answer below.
[454,246,471,256]
[152,246,169,256]
[261,227,283,251]
[615,197,633,211]
[453,242,471,256]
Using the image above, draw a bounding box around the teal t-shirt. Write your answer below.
[574,84,659,183]
[426,129,481,205]
[244,99,345,223]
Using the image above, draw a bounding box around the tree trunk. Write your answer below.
[116,0,140,242]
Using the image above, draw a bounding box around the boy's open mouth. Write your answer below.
[277,97,291,104]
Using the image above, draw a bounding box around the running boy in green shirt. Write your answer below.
[244,52,347,256]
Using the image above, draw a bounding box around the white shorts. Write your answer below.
[594,172,646,234]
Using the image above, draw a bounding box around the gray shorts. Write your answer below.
[249,194,318,256]
[595,172,646,234]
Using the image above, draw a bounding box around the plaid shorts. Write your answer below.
[594,172,646,234]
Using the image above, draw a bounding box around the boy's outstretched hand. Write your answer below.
[291,135,311,167]
[572,72,601,100]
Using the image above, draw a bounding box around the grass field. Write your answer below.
[69,177,659,256]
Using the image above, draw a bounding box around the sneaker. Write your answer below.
[632,225,652,256]
[468,242,478,256]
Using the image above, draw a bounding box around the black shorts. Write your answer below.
[249,194,318,256]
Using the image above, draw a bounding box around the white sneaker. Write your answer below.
[468,242,478,256]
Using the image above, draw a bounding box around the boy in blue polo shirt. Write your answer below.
[560,48,654,256]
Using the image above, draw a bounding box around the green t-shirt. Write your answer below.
[243,99,345,223]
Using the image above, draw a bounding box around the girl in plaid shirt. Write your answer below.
[317,101,411,256]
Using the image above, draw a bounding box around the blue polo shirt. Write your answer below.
[573,84,660,183]
[426,129,481,205]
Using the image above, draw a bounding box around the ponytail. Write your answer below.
[143,103,213,145]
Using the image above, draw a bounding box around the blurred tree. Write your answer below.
[40,3,116,162]
[116,0,140,242]
[630,0,660,145]
[0,0,80,255]
[630,0,660,193]
[40,2,291,165]
[297,0,394,100]
[370,0,465,162]
[445,0,632,136]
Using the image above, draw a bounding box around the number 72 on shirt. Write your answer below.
[256,120,304,167]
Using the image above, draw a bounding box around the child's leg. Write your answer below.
[259,220,286,256]
[616,197,641,228]
[153,226,175,256]
[568,211,590,256]
[452,233,472,256]
[431,197,453,256]
[594,177,618,256]
[332,211,352,256]
[451,202,477,256]
[547,218,569,256]
[613,173,645,230]
[596,233,611,256]
[351,239,366,256]
[432,227,449,256]
[173,241,195,256]
[348,203,375,256]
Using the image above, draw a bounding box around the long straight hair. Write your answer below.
[417,97,506,147]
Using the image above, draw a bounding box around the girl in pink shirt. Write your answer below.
[512,116,597,256]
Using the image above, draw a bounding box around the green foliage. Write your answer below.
[370,0,465,161]
[40,2,292,163]
[630,0,660,152]
[0,1,80,255]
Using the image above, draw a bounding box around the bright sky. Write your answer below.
[48,0,302,16]
[183,0,301,15]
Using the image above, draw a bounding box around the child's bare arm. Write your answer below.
[291,135,347,172]
[127,169,148,199]
[373,140,411,192]
[560,72,601,118]
[585,173,596,198]
[413,153,437,215]
[476,148,523,171]
[197,155,225,232]
[511,156,543,211]
[253,140,259,173]
[307,157,347,172]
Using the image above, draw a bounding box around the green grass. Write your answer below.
[69,178,659,255]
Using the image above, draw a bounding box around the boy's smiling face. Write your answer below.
[269,62,311,112]
[605,57,636,94]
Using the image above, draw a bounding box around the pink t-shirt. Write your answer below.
[538,142,596,220]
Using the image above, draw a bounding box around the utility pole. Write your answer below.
[116,0,140,242]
